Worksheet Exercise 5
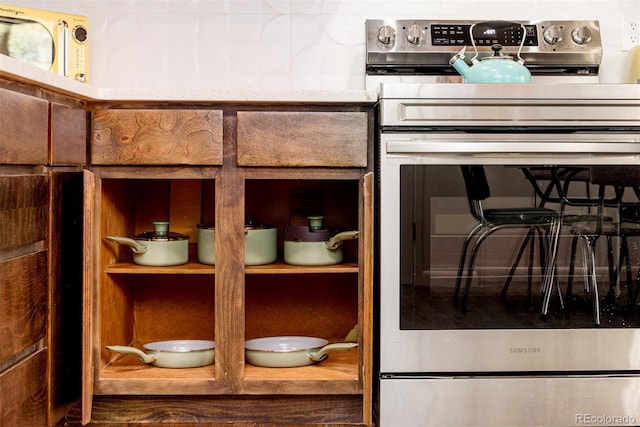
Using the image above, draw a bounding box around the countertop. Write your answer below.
[0,55,378,104]
[4,53,639,105]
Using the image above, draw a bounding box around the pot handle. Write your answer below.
[106,345,157,364]
[308,342,358,362]
[105,236,149,254]
[324,231,359,251]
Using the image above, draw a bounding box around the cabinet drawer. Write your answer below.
[0,348,47,426]
[0,251,47,366]
[237,111,368,167]
[51,102,87,165]
[0,88,48,165]
[91,109,223,165]
[0,175,48,251]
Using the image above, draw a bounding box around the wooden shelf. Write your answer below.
[243,349,359,394]
[105,260,359,275]
[98,358,221,395]
[245,261,359,274]
[98,349,359,396]
[105,260,215,274]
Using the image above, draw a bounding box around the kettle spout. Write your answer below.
[449,46,470,78]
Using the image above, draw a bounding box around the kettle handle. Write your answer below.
[469,21,527,64]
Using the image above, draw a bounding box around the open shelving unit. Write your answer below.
[83,105,373,425]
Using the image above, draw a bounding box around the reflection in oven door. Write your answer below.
[379,160,640,426]
[401,164,640,330]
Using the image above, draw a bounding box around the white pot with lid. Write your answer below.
[105,221,189,266]
[283,216,359,266]
[197,222,277,266]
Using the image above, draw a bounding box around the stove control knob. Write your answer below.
[543,25,564,45]
[571,26,592,45]
[405,24,424,45]
[377,25,396,46]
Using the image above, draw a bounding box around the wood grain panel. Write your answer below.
[169,179,202,241]
[82,170,95,425]
[237,111,368,167]
[51,102,88,165]
[0,87,48,165]
[0,174,48,251]
[214,158,245,386]
[0,251,47,365]
[0,348,47,427]
[91,109,223,165]
[245,275,358,342]
[361,172,374,425]
[67,394,362,425]
[133,276,215,343]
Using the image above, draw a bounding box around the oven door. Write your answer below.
[379,131,640,375]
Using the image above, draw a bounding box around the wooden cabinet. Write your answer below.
[0,79,86,427]
[83,105,373,425]
[0,175,49,427]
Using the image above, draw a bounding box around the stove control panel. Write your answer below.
[367,19,599,52]
[366,19,602,73]
[429,23,538,47]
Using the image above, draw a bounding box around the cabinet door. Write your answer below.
[0,88,48,165]
[82,170,95,425]
[91,109,223,165]
[361,172,374,426]
[237,111,368,167]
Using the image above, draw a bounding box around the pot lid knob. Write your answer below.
[307,216,324,231]
[153,221,170,236]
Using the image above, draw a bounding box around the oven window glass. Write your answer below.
[399,164,640,330]
[0,18,53,71]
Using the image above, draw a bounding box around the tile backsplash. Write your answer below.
[7,0,640,90]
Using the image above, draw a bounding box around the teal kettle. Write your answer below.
[449,21,532,84]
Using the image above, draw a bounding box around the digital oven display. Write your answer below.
[430,24,537,46]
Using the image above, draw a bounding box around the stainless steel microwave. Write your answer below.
[0,3,88,82]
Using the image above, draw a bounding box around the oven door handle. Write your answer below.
[385,134,640,154]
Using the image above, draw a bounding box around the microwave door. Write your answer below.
[0,17,54,71]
